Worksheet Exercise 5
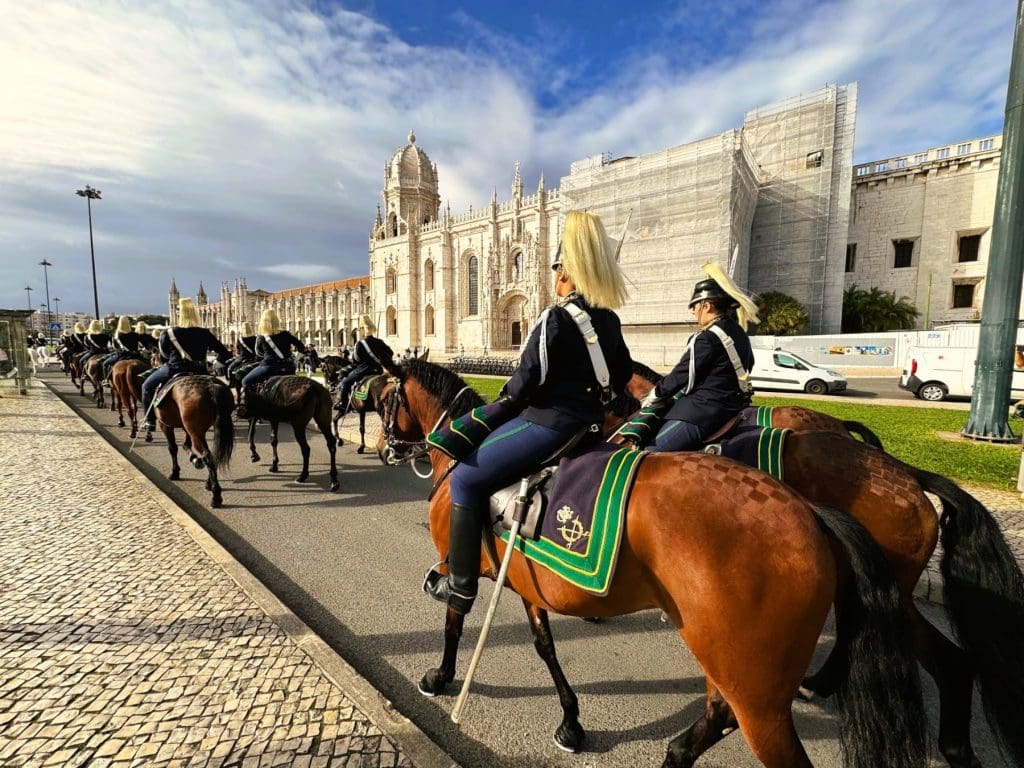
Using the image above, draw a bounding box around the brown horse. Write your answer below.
[84,354,107,408]
[623,360,883,447]
[155,375,235,508]
[616,367,1024,767]
[375,359,928,768]
[111,357,151,439]
[238,376,338,491]
[333,373,390,452]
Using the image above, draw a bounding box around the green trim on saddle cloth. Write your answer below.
[754,405,774,427]
[426,399,522,460]
[139,368,156,381]
[498,447,646,596]
[756,427,790,481]
[617,390,682,445]
[353,374,385,401]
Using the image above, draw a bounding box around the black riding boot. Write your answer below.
[424,503,483,615]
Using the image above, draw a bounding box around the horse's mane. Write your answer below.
[632,359,662,383]
[401,359,484,412]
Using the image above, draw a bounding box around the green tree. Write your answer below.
[133,314,169,326]
[754,291,809,335]
[842,285,919,332]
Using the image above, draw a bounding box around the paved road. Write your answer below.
[41,371,1009,767]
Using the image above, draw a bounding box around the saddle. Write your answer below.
[153,373,212,407]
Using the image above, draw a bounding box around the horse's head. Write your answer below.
[375,358,482,466]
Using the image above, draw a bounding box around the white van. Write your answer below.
[749,349,848,395]
[899,346,1024,401]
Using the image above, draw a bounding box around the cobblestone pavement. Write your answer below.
[0,385,450,768]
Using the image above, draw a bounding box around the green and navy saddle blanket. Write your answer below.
[427,398,524,461]
[353,374,385,401]
[745,405,775,427]
[491,445,647,596]
[704,424,792,481]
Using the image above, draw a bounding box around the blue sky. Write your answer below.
[0,0,1015,316]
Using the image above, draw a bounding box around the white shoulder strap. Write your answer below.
[706,324,753,395]
[562,302,611,391]
[166,328,193,361]
[264,334,285,359]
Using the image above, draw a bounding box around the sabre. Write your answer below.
[451,476,530,724]
[129,396,159,453]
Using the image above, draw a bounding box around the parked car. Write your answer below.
[749,349,847,394]
[899,345,1024,401]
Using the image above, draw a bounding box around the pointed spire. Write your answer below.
[170,277,179,295]
[408,129,416,145]
[537,172,545,192]
[513,160,522,198]
[491,186,498,205]
[375,204,383,226]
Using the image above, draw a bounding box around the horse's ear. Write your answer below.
[420,348,430,362]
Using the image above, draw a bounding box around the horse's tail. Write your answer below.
[911,467,1024,764]
[210,383,235,469]
[841,420,884,450]
[813,504,927,768]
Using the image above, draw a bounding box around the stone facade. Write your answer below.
[369,85,857,363]
[847,135,1004,327]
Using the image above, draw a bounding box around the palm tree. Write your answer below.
[755,291,809,335]
[842,285,919,332]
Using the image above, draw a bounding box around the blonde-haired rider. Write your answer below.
[239,309,307,407]
[141,298,231,430]
[334,313,394,413]
[102,315,158,382]
[643,262,759,452]
[226,321,258,385]
[424,209,634,615]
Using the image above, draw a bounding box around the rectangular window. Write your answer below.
[936,147,950,159]
[845,244,857,273]
[805,150,823,169]
[952,283,975,308]
[958,234,981,262]
[856,166,870,176]
[913,153,928,164]
[894,158,907,169]
[979,139,994,151]
[875,161,888,172]
[957,143,971,155]
[893,239,914,268]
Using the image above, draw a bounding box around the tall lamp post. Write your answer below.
[54,297,61,332]
[75,185,102,320]
[39,259,53,345]
[24,285,33,311]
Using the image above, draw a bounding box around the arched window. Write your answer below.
[424,259,434,291]
[425,305,435,336]
[386,268,397,294]
[388,212,398,237]
[387,306,397,336]
[467,256,479,315]
[513,251,524,281]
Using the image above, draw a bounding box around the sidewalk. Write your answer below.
[0,384,454,768]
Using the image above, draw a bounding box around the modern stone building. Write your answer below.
[168,276,369,350]
[846,135,1004,327]
[369,85,858,364]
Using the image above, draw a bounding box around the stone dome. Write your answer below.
[387,130,437,189]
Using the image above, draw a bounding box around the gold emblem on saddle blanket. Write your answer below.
[556,505,590,548]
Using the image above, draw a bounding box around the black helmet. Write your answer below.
[688,278,736,309]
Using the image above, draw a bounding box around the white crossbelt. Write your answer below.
[562,302,611,398]
[166,328,193,361]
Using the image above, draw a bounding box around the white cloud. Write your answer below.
[259,263,338,282]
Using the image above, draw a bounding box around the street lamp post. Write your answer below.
[54,297,61,332]
[75,185,102,320]
[39,259,53,345]
[24,285,33,311]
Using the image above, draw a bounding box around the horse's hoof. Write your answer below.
[553,719,585,753]
[329,480,339,492]
[418,670,450,697]
[250,453,260,463]
[169,471,180,481]
[211,497,223,509]
[356,446,365,454]
[145,433,153,443]
[269,464,279,473]
[191,456,205,470]
[296,474,308,484]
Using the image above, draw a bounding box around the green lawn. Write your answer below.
[462,375,1020,491]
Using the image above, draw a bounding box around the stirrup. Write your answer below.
[422,563,475,615]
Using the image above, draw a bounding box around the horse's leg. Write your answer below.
[248,418,260,463]
[663,680,738,768]
[164,425,180,480]
[293,420,311,483]
[269,422,280,473]
[357,409,366,454]
[418,607,466,697]
[522,600,585,752]
[315,410,339,492]
[206,450,223,508]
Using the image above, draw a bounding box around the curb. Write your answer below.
[39,381,457,768]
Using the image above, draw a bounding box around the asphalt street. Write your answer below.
[42,370,1008,767]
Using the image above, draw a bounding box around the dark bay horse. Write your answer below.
[110,357,150,439]
[155,375,235,508]
[333,373,390,453]
[616,367,1024,767]
[237,376,338,491]
[375,360,927,768]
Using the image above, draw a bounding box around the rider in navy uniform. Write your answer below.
[334,315,394,412]
[226,321,258,383]
[239,309,306,405]
[142,298,231,431]
[78,319,112,369]
[101,317,156,381]
[424,210,633,615]
[643,263,758,452]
